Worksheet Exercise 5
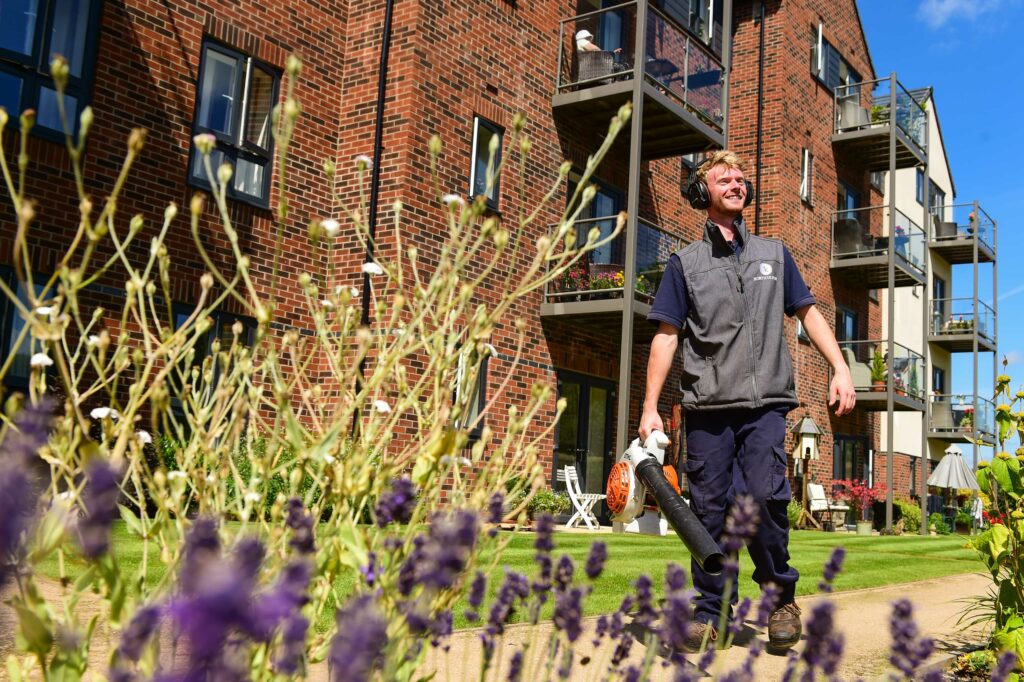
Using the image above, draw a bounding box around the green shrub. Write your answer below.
[894,498,922,534]
[528,489,570,519]
[787,499,803,527]
[929,512,951,535]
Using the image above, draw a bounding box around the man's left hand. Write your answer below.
[829,370,856,416]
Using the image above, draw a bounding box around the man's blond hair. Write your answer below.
[695,150,747,184]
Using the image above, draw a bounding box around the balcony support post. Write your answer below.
[884,72,897,532]
[972,198,981,524]
[919,117,931,535]
[614,2,648,458]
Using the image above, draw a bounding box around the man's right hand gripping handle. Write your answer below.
[639,407,664,441]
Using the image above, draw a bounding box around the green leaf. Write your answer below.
[119,504,144,537]
[335,522,367,571]
[978,467,992,495]
[13,602,53,657]
[999,584,1024,621]
[992,626,1024,669]
[7,655,23,682]
[26,511,65,563]
[73,565,97,592]
[998,410,1015,442]
[992,458,1013,494]
[988,524,1011,564]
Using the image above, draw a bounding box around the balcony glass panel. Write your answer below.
[546,216,684,305]
[930,394,995,438]
[838,339,925,399]
[831,206,925,275]
[931,297,995,341]
[834,76,927,152]
[931,202,995,254]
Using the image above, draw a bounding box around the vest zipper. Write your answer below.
[731,253,760,407]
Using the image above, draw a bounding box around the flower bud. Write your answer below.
[128,128,146,153]
[0,108,8,127]
[559,160,572,177]
[519,136,532,155]
[130,214,144,233]
[217,162,234,185]
[284,98,301,121]
[190,193,206,215]
[512,112,526,133]
[20,109,35,132]
[164,202,178,222]
[193,133,216,156]
[78,106,93,138]
[323,158,336,178]
[286,54,302,77]
[429,134,443,156]
[298,273,311,286]
[493,229,509,249]
[50,56,69,89]
[200,273,214,290]
[536,235,551,253]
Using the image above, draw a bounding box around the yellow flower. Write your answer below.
[996,451,1012,461]
[997,374,1011,385]
[996,403,1011,414]
[978,460,990,469]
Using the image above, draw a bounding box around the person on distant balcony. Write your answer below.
[640,150,856,654]
[575,29,601,52]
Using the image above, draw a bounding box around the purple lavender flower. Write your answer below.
[610,632,634,666]
[658,585,694,654]
[888,598,933,679]
[992,650,1018,682]
[329,594,387,682]
[406,510,479,592]
[554,554,574,592]
[250,560,312,640]
[534,513,555,554]
[360,552,379,587]
[728,597,752,636]
[608,595,633,640]
[696,641,717,670]
[621,664,641,682]
[77,459,121,559]
[233,536,265,581]
[553,586,584,642]
[665,562,688,591]
[430,609,453,650]
[285,497,315,555]
[481,571,529,665]
[0,400,50,587]
[633,574,657,629]
[719,639,763,682]
[557,649,574,679]
[507,650,524,682]
[465,570,487,621]
[593,614,608,647]
[780,650,799,682]
[487,491,505,524]
[274,614,309,675]
[375,476,416,527]
[723,495,759,553]
[117,604,162,662]
[755,583,780,628]
[818,546,846,593]
[801,602,844,677]
[585,541,607,580]
[398,535,425,596]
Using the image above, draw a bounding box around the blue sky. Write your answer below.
[858,0,1022,396]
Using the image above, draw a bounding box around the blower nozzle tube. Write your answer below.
[634,457,725,575]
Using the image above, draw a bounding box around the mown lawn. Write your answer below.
[37,525,981,631]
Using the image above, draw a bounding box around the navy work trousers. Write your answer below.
[683,405,799,624]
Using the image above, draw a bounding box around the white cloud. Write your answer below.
[918,0,1002,28]
[1005,350,1022,366]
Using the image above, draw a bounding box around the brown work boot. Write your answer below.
[679,621,718,653]
[768,602,802,649]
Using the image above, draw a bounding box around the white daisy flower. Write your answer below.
[323,454,336,465]
[244,492,262,503]
[321,218,341,237]
[136,430,152,445]
[30,352,53,368]
[373,400,392,414]
[355,154,374,170]
[168,470,187,481]
[34,306,53,315]
[86,335,101,347]
[442,194,466,207]
[322,298,334,309]
[361,262,384,276]
[90,407,120,420]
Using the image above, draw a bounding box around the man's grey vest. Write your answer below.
[674,218,797,411]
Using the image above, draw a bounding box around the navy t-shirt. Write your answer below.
[648,237,815,330]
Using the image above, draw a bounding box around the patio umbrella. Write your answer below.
[927,445,979,490]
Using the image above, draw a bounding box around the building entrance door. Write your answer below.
[554,371,615,520]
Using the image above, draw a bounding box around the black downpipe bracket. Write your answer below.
[754,1,765,235]
[634,457,725,575]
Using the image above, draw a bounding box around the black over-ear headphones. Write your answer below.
[686,174,754,210]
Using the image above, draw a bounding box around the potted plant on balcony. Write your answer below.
[908,364,920,398]
[834,479,888,535]
[556,266,590,300]
[588,269,625,298]
[870,349,886,390]
[960,411,973,433]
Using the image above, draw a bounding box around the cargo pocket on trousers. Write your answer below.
[769,445,792,502]
[683,457,706,515]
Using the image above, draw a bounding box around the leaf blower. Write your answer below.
[606,430,725,575]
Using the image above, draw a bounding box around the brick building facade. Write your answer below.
[1,0,950,520]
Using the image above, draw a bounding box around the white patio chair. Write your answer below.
[561,465,605,530]
[807,483,850,531]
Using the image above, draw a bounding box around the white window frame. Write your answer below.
[810,22,824,80]
[469,115,503,211]
[454,343,494,441]
[799,148,813,204]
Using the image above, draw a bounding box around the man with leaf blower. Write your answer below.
[640,151,856,651]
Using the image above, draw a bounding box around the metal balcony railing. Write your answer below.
[834,76,927,152]
[930,202,996,254]
[929,393,995,439]
[838,339,925,400]
[545,216,684,305]
[931,297,995,341]
[557,2,724,130]
[831,206,925,275]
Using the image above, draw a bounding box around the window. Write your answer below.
[681,151,708,170]
[869,171,884,191]
[836,181,858,220]
[0,267,46,387]
[810,23,861,92]
[832,436,867,482]
[799,148,813,204]
[928,179,946,217]
[915,169,924,204]
[469,116,503,211]
[835,306,857,342]
[567,170,624,266]
[0,0,102,140]
[932,366,946,395]
[188,39,279,208]
[454,344,492,441]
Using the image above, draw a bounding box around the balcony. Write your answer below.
[830,207,926,288]
[554,2,725,159]
[542,216,684,335]
[839,340,925,412]
[929,394,996,445]
[832,76,927,171]
[928,203,996,264]
[929,297,996,353]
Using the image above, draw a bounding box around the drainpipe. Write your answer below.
[753,1,765,235]
[363,0,395,326]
